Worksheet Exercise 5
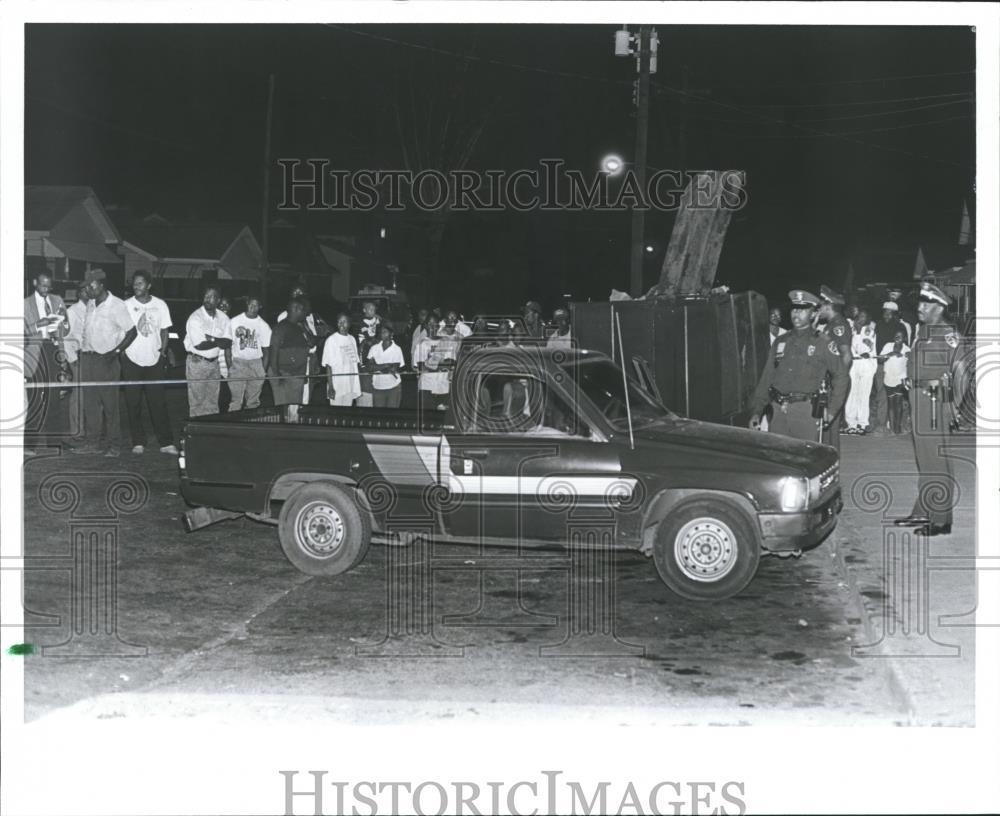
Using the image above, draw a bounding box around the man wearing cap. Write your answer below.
[547,308,573,350]
[892,282,969,537]
[871,300,909,434]
[74,269,137,457]
[749,290,848,443]
[184,285,232,417]
[816,285,853,450]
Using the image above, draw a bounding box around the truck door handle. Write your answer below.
[459,448,490,459]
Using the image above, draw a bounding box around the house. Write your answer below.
[114,218,264,318]
[24,186,123,298]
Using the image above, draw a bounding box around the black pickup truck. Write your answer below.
[179,346,841,600]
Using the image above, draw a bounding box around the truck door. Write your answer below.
[441,370,630,544]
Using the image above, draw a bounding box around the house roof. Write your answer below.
[25,186,99,231]
[118,222,248,261]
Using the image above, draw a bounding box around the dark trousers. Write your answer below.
[768,400,819,442]
[885,384,907,434]
[871,364,887,431]
[25,343,68,448]
[373,384,402,408]
[80,352,123,452]
[121,355,173,447]
[909,387,954,526]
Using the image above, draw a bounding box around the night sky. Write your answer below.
[25,24,975,312]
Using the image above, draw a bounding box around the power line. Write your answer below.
[651,79,972,169]
[742,114,974,138]
[708,69,975,91]
[793,97,972,123]
[323,24,630,85]
[681,90,973,109]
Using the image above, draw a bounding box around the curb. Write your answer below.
[830,514,917,722]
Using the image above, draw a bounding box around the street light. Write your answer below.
[601,153,625,176]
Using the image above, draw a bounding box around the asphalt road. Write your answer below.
[19,442,905,725]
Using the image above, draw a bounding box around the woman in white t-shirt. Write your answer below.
[323,314,362,407]
[879,329,910,435]
[367,325,404,408]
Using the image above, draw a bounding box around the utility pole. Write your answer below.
[629,26,652,298]
[261,73,275,311]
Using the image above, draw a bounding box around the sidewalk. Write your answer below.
[833,431,976,725]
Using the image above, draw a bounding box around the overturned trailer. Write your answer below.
[571,291,770,427]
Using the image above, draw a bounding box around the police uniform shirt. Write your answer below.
[907,321,964,383]
[752,326,849,415]
[822,313,853,366]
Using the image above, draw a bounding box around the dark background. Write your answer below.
[25,24,975,312]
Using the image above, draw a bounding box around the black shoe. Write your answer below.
[914,523,952,537]
[892,516,930,527]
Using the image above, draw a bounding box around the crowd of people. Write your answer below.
[22,268,575,456]
[763,285,921,438]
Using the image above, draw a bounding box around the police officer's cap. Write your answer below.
[819,285,844,305]
[918,281,951,307]
[788,290,820,308]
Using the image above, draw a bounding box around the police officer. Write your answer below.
[749,290,849,443]
[892,282,968,537]
[816,285,853,451]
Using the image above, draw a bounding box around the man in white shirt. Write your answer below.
[367,325,404,408]
[546,308,573,350]
[63,285,90,442]
[323,313,362,406]
[228,296,271,412]
[845,309,878,434]
[74,269,137,457]
[413,314,443,411]
[122,270,177,454]
[410,307,430,364]
[184,286,231,417]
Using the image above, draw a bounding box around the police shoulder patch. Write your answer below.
[828,341,839,355]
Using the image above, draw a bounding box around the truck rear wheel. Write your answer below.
[278,482,371,576]
[653,498,760,601]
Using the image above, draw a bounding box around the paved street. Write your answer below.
[16,393,974,727]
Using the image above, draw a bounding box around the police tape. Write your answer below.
[23,369,445,389]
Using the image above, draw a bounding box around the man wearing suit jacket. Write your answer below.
[23,271,70,453]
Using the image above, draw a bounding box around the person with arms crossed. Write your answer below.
[184,286,231,418]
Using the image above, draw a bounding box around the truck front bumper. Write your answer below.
[758,490,842,553]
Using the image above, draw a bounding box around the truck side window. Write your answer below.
[471,373,588,438]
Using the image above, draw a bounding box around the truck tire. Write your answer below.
[277,482,371,576]
[652,498,760,601]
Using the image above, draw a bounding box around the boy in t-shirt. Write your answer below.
[879,329,910,435]
[367,325,404,408]
[227,296,271,411]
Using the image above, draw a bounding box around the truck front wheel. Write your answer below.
[653,498,760,600]
[278,482,371,576]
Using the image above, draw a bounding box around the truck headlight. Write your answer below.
[780,477,808,511]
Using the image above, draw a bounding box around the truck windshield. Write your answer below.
[564,358,675,431]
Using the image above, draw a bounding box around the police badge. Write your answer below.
[807,344,816,356]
